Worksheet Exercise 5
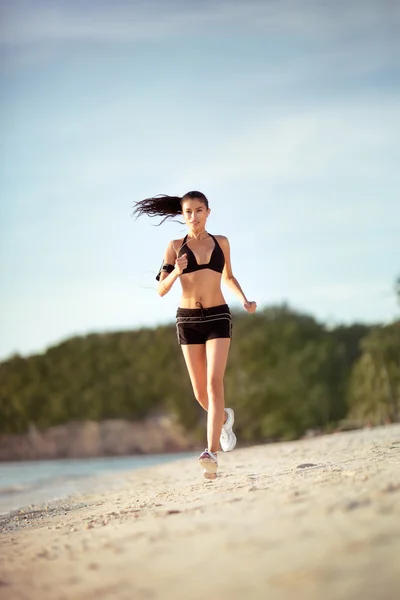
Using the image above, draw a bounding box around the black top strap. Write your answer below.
[178,235,188,256]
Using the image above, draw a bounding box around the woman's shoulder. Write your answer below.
[213,234,229,245]
[164,236,185,247]
[170,236,186,248]
[165,237,186,256]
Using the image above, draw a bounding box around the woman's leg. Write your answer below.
[180,344,208,411]
[205,338,231,453]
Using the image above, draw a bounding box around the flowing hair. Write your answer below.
[132,191,209,225]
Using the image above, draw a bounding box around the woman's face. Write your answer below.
[182,199,210,233]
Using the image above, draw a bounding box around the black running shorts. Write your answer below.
[176,304,232,345]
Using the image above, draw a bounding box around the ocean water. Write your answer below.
[0,452,195,516]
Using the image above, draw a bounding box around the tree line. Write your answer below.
[1,304,399,441]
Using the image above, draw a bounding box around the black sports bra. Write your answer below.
[178,234,225,275]
[156,233,225,280]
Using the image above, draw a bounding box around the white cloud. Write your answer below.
[291,281,398,326]
[1,0,399,46]
[171,98,400,190]
[305,282,388,302]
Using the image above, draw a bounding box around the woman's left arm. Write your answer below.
[219,236,257,313]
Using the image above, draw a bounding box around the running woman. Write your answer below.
[133,191,257,479]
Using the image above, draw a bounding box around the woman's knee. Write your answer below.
[207,376,224,398]
[194,388,208,407]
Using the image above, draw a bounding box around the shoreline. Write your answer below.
[1,424,399,600]
[0,451,198,517]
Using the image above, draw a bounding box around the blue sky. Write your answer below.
[1,0,399,360]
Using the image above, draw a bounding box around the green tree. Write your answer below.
[348,323,400,425]
[395,275,400,307]
[0,304,377,441]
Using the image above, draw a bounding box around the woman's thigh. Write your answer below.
[205,338,231,386]
[181,344,208,397]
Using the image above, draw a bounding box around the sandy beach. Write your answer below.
[1,424,399,600]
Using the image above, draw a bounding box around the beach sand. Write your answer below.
[1,424,399,600]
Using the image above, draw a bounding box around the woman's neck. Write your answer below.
[187,229,208,241]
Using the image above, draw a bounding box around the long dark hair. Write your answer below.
[132,191,209,225]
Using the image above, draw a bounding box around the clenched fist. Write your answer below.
[243,300,257,313]
[175,253,188,275]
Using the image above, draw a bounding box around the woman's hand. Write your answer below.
[243,300,257,313]
[175,253,188,275]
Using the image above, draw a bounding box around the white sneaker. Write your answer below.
[220,408,237,452]
[198,449,218,480]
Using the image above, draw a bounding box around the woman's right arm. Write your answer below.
[158,241,187,297]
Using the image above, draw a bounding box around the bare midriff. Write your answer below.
[179,270,226,308]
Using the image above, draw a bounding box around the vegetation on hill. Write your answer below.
[1,302,399,441]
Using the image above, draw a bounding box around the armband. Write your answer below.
[156,262,174,281]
